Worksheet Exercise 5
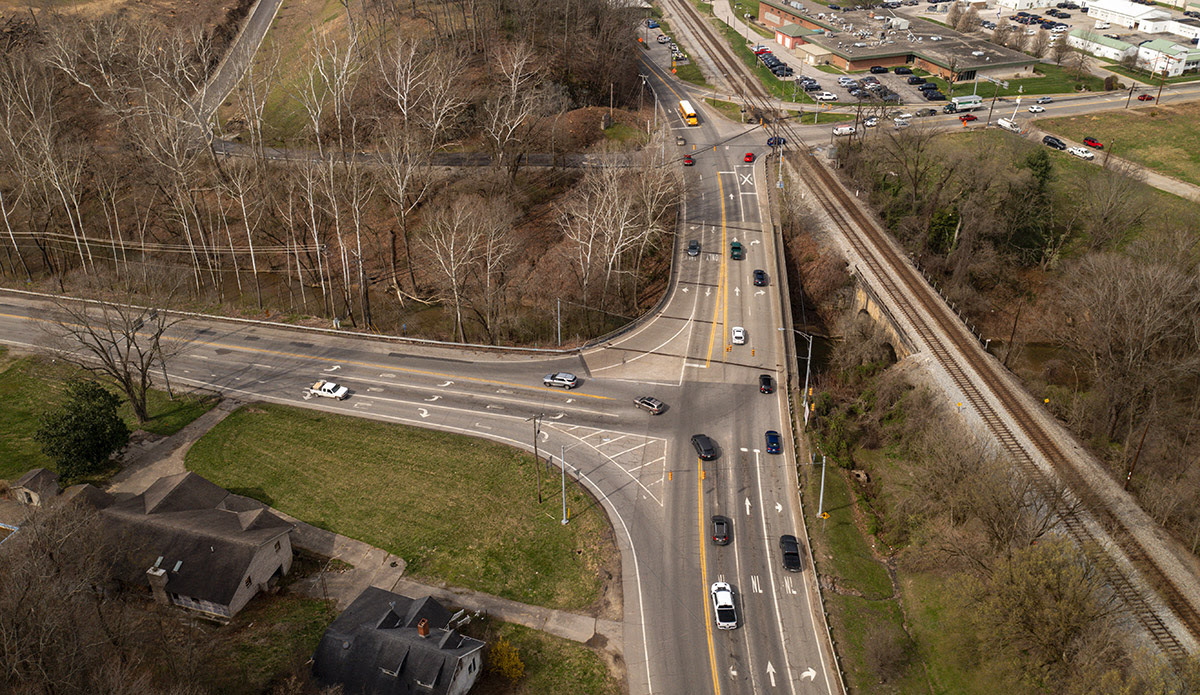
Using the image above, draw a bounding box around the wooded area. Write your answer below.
[0,0,677,346]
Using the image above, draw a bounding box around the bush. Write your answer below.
[863,622,913,683]
[34,379,130,483]
[488,637,525,684]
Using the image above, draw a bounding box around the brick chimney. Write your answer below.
[146,567,169,605]
[417,618,429,638]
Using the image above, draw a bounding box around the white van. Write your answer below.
[833,125,856,136]
[997,117,1021,133]
[1094,21,1110,29]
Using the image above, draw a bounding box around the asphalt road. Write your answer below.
[0,55,838,694]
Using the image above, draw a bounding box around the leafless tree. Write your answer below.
[419,198,485,341]
[947,2,964,30]
[42,294,188,423]
[1067,49,1094,81]
[483,42,543,179]
[379,126,435,301]
[1030,28,1051,58]
[468,197,517,343]
[1051,36,1073,66]
[990,18,1013,47]
[958,6,980,33]
[1071,160,1149,251]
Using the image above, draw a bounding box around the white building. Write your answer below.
[997,0,1053,12]
[1137,38,1200,75]
[1086,0,1170,28]
[1067,28,1137,60]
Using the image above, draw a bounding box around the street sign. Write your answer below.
[985,75,1009,89]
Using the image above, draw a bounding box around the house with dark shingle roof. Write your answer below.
[313,587,486,695]
[10,468,59,507]
[97,471,295,619]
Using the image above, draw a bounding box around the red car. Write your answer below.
[683,155,694,166]
[1083,137,1103,149]
[959,114,978,122]
[744,152,754,163]
[1138,94,1155,101]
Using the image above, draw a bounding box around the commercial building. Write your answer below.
[1136,37,1200,75]
[758,0,1037,79]
[1086,0,1171,28]
[1067,28,1137,60]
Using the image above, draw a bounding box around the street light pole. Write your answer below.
[560,445,569,525]
[817,455,827,517]
[781,327,816,426]
[527,413,544,503]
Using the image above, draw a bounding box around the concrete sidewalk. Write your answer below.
[107,397,241,495]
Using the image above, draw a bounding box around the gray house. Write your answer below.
[96,472,295,619]
[10,468,59,506]
[313,587,486,695]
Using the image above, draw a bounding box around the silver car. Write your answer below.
[543,372,579,389]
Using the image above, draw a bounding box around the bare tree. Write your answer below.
[43,295,187,423]
[1051,36,1073,66]
[483,42,543,179]
[1030,28,1051,59]
[419,198,485,342]
[1072,160,1149,251]
[468,197,517,343]
[1067,49,1094,81]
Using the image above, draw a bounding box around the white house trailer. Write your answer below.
[1067,28,1137,60]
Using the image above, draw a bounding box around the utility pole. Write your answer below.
[527,413,545,503]
[1124,421,1150,490]
[817,455,827,518]
[560,445,569,525]
[557,298,562,347]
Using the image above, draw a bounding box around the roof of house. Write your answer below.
[313,587,486,695]
[1086,0,1170,20]
[777,22,822,37]
[61,483,114,509]
[100,472,293,606]
[1069,28,1135,50]
[11,468,59,498]
[1140,38,1200,57]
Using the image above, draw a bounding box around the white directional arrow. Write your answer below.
[302,392,313,401]
[323,365,341,372]
[776,502,783,513]
[475,423,493,430]
[745,498,752,516]
[801,667,817,681]
[368,387,384,392]
[755,290,766,296]
[565,399,575,404]
[486,404,504,410]
[496,389,513,394]
[750,239,761,246]
[728,192,735,200]
[380,373,395,378]
[352,402,371,409]
[729,665,738,678]
[549,413,565,420]
[706,288,711,297]
[417,408,430,418]
[424,395,441,402]
[539,431,549,442]
[682,286,690,293]
[734,287,740,297]
[767,663,777,687]
[438,380,453,387]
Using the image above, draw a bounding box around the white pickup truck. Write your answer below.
[307,380,349,400]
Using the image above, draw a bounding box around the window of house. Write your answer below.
[245,576,252,588]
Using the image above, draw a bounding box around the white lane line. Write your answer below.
[550,426,663,507]
[610,441,652,458]
[755,450,800,695]
[730,481,759,691]
[331,374,617,419]
[625,456,666,473]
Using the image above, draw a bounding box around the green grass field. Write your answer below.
[805,464,894,599]
[657,18,715,89]
[1037,103,1200,187]
[926,63,1105,98]
[185,403,615,613]
[0,349,217,481]
[466,620,621,695]
[1103,64,1200,84]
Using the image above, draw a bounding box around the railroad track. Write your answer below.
[663,0,1200,661]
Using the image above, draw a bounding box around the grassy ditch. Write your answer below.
[186,403,617,613]
[0,349,217,481]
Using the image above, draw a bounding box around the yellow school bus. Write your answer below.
[678,100,699,126]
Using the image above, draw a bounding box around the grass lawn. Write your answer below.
[602,122,649,145]
[465,619,621,695]
[657,18,714,89]
[1103,64,1200,84]
[0,351,217,481]
[804,463,894,599]
[1038,103,1200,187]
[816,64,847,74]
[792,110,856,124]
[926,63,1104,98]
[704,97,745,121]
[185,403,615,613]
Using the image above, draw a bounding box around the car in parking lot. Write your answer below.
[863,116,878,127]
[765,430,782,454]
[744,152,754,163]
[543,372,579,388]
[1083,137,1103,149]
[687,239,701,256]
[869,65,888,73]
[633,396,666,414]
[779,535,803,572]
[711,515,731,545]
[759,374,774,394]
[814,92,838,101]
[711,582,738,629]
[691,434,718,460]
[1042,135,1067,150]
[731,326,746,345]
[907,75,926,85]
[753,269,767,286]
[656,34,668,44]
[802,82,822,92]
[1028,104,1045,113]
[924,91,946,101]
[1138,93,1155,101]
[959,113,978,122]
[894,66,912,74]
[1068,146,1095,160]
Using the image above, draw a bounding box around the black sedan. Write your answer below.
[711,515,731,545]
[779,535,803,572]
[691,434,718,460]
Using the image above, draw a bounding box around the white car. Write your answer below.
[893,117,911,128]
[895,111,915,120]
[1028,105,1046,113]
[731,326,746,345]
[543,372,580,389]
[1068,146,1095,160]
[833,125,856,136]
[307,380,349,400]
[813,92,838,101]
[711,582,738,630]
[863,117,878,128]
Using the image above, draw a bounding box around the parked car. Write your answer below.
[1084,137,1103,149]
[814,92,838,101]
[863,116,878,127]
[907,75,927,85]
[307,380,349,400]
[633,396,666,414]
[1068,146,1095,160]
[731,326,746,345]
[959,113,978,122]
[1042,135,1067,150]
[759,374,775,394]
[803,82,822,92]
[543,372,579,388]
[711,515,731,545]
[765,430,782,454]
[779,535,803,572]
[691,434,718,460]
[687,240,701,256]
[917,82,939,91]
[924,91,946,101]
[1138,93,1155,101]
[869,65,888,73]
[753,269,768,286]
[894,66,913,74]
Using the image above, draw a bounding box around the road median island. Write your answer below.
[184,402,620,616]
